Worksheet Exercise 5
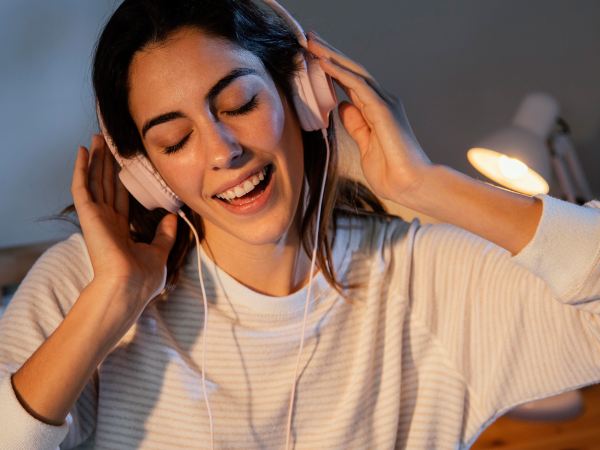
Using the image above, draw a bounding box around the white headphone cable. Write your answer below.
[285,128,330,450]
[176,210,215,450]
[176,127,329,450]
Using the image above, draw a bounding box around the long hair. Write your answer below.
[57,0,398,304]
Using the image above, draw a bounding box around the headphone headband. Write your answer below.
[260,0,308,48]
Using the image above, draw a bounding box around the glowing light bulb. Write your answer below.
[467,148,549,195]
[498,155,528,179]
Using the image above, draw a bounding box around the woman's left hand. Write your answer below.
[307,30,432,204]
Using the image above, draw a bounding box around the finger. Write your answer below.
[307,33,395,105]
[309,37,391,104]
[151,213,178,260]
[318,56,388,123]
[72,146,92,210]
[113,159,130,220]
[308,33,394,104]
[102,136,115,207]
[88,134,105,204]
[305,31,370,109]
[333,80,374,132]
[307,30,351,59]
[332,77,365,112]
[338,101,372,153]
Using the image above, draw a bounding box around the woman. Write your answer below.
[1,0,599,449]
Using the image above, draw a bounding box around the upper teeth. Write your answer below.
[217,166,268,200]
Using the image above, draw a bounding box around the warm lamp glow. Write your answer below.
[498,155,528,179]
[468,148,549,195]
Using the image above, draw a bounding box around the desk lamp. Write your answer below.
[468,92,593,204]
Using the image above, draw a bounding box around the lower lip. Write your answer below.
[213,167,275,215]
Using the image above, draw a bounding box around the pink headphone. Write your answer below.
[97,1,337,449]
[98,0,337,214]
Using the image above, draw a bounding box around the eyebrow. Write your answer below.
[141,67,258,139]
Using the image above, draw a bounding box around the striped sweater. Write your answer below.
[1,193,600,449]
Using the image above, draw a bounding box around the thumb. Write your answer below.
[338,100,371,155]
[151,213,178,259]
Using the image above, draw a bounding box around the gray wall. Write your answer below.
[1,0,599,248]
[0,0,116,248]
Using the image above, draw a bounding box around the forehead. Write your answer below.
[128,29,267,117]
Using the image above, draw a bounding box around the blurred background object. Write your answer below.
[468,92,557,196]
[468,92,593,203]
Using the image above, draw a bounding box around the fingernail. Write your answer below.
[310,30,320,37]
[320,56,330,63]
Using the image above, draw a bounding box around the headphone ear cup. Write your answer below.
[96,105,183,213]
[117,163,182,213]
[292,53,338,131]
[120,154,184,213]
[292,55,319,131]
[260,1,338,130]
[305,55,338,125]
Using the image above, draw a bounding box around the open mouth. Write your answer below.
[213,164,273,206]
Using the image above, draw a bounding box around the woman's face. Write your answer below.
[128,28,305,246]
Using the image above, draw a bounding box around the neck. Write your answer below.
[200,206,315,298]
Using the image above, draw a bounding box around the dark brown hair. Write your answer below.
[57,0,398,304]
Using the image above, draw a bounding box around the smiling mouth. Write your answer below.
[213,164,273,206]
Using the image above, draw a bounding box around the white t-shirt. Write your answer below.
[1,193,600,450]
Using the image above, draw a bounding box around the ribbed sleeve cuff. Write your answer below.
[509,194,600,300]
[0,375,69,450]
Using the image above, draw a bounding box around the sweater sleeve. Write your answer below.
[405,194,600,442]
[0,233,98,450]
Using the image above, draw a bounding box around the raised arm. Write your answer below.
[0,239,146,449]
[396,165,544,256]
[308,29,600,446]
[0,135,178,450]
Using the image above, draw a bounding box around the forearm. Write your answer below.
[399,164,544,256]
[11,279,141,426]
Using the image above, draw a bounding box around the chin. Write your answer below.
[237,228,292,246]
[219,206,298,246]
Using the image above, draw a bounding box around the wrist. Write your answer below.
[92,274,157,306]
[390,163,444,214]
[84,277,150,334]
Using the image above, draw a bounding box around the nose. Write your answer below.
[203,121,243,170]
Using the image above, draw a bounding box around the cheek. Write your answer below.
[146,143,207,206]
[238,93,286,150]
[260,93,304,189]
[161,159,206,204]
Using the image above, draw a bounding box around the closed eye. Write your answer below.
[162,95,259,155]
[162,130,193,155]
[225,94,259,116]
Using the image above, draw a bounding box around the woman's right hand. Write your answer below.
[71,134,178,310]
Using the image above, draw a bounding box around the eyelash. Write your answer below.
[225,94,259,117]
[163,131,192,155]
[162,95,260,155]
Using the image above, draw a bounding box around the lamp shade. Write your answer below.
[468,92,559,196]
